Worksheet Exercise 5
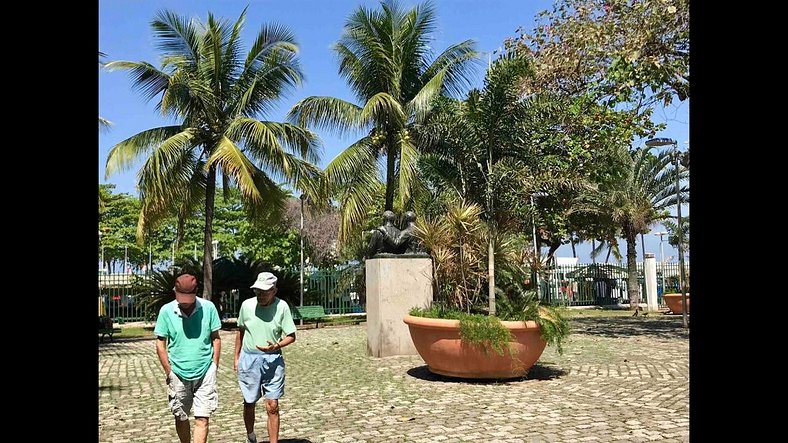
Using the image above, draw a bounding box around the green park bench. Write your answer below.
[291,305,327,328]
[98,316,122,343]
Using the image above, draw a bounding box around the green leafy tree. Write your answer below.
[506,0,690,263]
[104,9,322,299]
[513,0,689,108]
[98,185,146,272]
[288,0,479,244]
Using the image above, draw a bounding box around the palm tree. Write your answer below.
[418,54,539,316]
[604,147,688,310]
[99,52,113,132]
[104,9,322,299]
[662,216,689,255]
[288,0,479,243]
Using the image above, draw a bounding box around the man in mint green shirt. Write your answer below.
[234,272,296,443]
[155,274,221,443]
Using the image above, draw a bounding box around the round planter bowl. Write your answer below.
[403,315,547,379]
[663,293,690,314]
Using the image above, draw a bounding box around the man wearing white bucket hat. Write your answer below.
[234,272,297,443]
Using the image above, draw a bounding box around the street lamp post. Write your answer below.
[530,192,548,299]
[299,194,307,325]
[645,137,688,328]
[99,230,105,273]
[654,231,668,298]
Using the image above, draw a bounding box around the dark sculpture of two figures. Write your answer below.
[365,210,427,258]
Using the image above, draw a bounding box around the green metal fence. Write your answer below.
[302,268,364,315]
[539,262,689,307]
[99,261,687,321]
[98,265,364,323]
[98,271,149,323]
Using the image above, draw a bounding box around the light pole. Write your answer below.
[299,194,307,325]
[99,230,105,273]
[530,192,547,299]
[646,137,688,328]
[212,239,219,259]
[654,231,668,297]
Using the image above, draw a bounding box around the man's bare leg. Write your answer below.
[244,402,257,435]
[174,418,190,443]
[193,417,209,443]
[265,399,280,443]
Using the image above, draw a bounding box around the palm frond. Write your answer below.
[105,126,193,179]
[151,10,204,65]
[360,92,405,126]
[287,96,365,136]
[104,61,171,103]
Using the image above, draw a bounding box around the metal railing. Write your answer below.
[538,262,689,307]
[98,265,365,322]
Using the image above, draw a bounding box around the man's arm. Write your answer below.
[256,332,296,352]
[155,337,171,380]
[233,328,244,371]
[277,332,296,349]
[211,330,221,367]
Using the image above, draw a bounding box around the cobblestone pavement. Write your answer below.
[98,315,689,442]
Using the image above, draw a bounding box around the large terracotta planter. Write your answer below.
[663,293,690,314]
[403,315,547,379]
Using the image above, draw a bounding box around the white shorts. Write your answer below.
[167,362,218,420]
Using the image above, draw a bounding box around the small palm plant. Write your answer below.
[411,199,569,355]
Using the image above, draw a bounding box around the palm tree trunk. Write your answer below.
[384,143,396,211]
[571,234,577,258]
[202,165,217,300]
[625,227,639,311]
[486,152,495,317]
[488,226,495,316]
[640,233,645,259]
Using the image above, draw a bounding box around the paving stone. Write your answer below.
[99,315,689,442]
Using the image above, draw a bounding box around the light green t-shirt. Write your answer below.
[154,297,221,380]
[237,297,296,353]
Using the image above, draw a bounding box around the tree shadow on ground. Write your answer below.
[98,336,157,347]
[570,315,689,340]
[406,364,566,384]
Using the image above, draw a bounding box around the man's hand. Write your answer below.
[255,341,279,353]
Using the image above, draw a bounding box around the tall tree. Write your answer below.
[419,54,539,315]
[105,9,322,299]
[508,0,689,294]
[514,0,689,109]
[288,0,479,244]
[599,147,687,310]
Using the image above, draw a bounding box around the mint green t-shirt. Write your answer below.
[154,297,221,380]
[237,297,296,353]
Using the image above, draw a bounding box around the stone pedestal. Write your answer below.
[644,253,658,311]
[365,257,432,357]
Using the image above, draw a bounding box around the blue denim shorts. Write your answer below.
[237,351,285,403]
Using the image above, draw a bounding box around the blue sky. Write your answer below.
[99,0,689,264]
